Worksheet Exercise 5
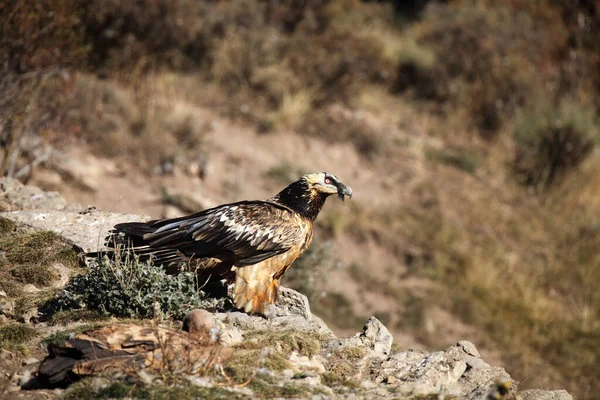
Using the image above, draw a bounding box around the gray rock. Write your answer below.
[22,284,41,293]
[362,316,393,357]
[0,300,15,317]
[22,357,39,366]
[21,307,39,324]
[214,287,335,338]
[217,325,244,346]
[0,177,68,211]
[0,209,149,253]
[458,340,481,357]
[326,316,392,359]
[375,343,515,399]
[182,309,215,336]
[518,389,574,400]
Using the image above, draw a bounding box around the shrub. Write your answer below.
[55,253,226,320]
[0,0,88,73]
[394,1,566,135]
[513,99,597,190]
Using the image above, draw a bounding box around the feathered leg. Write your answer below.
[233,264,279,315]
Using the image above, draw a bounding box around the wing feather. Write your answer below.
[140,201,304,265]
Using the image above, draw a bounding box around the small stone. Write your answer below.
[385,375,397,384]
[218,326,244,346]
[22,284,41,293]
[465,355,487,370]
[137,370,155,385]
[0,290,6,297]
[22,357,39,366]
[182,309,214,337]
[290,352,326,373]
[282,369,295,378]
[22,307,38,324]
[360,380,377,389]
[0,300,15,317]
[458,340,480,357]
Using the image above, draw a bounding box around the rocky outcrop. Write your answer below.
[0,178,573,399]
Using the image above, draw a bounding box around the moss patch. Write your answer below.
[49,310,109,326]
[321,346,367,389]
[0,229,78,288]
[0,218,16,236]
[225,348,290,383]
[0,323,37,351]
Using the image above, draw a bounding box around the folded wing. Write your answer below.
[109,200,304,268]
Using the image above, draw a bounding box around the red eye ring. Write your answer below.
[325,178,331,184]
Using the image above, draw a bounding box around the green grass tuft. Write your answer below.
[55,254,221,320]
[0,323,37,350]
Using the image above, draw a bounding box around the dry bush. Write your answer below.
[0,0,88,73]
[83,0,212,72]
[513,99,597,190]
[28,72,208,171]
[394,1,567,135]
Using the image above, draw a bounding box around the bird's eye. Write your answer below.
[324,177,331,184]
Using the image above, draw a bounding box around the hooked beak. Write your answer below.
[337,184,353,201]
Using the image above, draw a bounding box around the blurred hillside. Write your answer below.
[1,0,599,397]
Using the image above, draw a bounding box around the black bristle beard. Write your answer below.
[271,179,328,221]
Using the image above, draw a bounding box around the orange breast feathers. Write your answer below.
[232,215,313,314]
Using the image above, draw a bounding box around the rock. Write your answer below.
[21,307,39,324]
[290,352,326,373]
[0,290,6,297]
[458,340,481,357]
[269,286,312,319]
[22,357,39,366]
[374,343,515,399]
[326,316,392,359]
[137,370,155,386]
[22,284,41,293]
[518,389,574,400]
[0,177,68,211]
[182,309,215,337]
[362,316,393,357]
[0,209,149,253]
[217,325,244,346]
[0,300,15,317]
[214,288,335,338]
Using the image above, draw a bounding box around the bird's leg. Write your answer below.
[232,265,279,315]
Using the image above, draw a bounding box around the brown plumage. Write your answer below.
[96,172,352,314]
[34,324,232,388]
